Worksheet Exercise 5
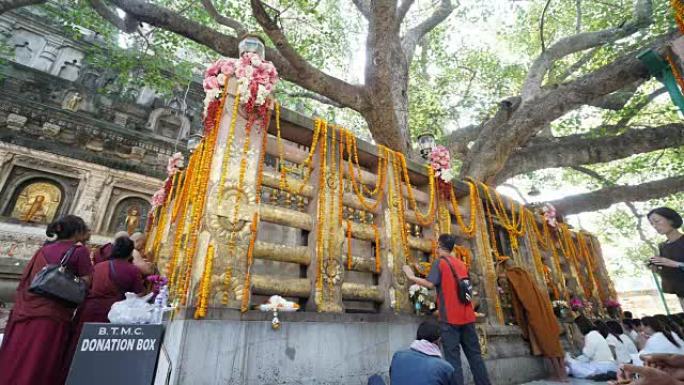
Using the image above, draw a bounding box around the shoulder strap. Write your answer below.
[109,260,126,294]
[59,244,78,267]
[439,256,461,281]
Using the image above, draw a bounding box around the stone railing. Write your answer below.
[146,79,617,323]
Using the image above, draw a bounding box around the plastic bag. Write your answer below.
[108,292,156,324]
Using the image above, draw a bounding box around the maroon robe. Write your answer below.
[92,242,113,265]
[0,241,92,385]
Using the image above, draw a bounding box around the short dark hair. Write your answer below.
[437,234,457,252]
[110,237,134,260]
[594,320,611,339]
[416,321,441,343]
[623,311,633,319]
[574,315,596,336]
[643,316,680,347]
[647,207,683,229]
[632,318,642,327]
[46,215,88,240]
[606,320,625,342]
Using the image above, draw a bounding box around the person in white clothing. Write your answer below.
[606,320,637,364]
[633,316,684,365]
[566,316,617,379]
[656,314,684,348]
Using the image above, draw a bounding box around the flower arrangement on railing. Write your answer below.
[146,274,169,297]
[569,297,585,311]
[542,203,558,228]
[604,298,621,309]
[552,300,570,318]
[429,145,454,198]
[258,295,300,330]
[150,152,184,209]
[409,284,435,315]
[202,52,279,133]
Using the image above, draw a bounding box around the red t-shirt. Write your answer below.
[427,255,476,325]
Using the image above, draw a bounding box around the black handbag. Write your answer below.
[29,245,88,308]
[440,256,473,305]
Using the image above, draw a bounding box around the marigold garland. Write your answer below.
[666,52,684,96]
[218,91,242,199]
[277,106,322,195]
[194,243,215,319]
[314,120,329,299]
[346,220,353,270]
[397,153,436,227]
[241,212,260,312]
[449,182,477,238]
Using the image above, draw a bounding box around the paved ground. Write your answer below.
[519,380,607,385]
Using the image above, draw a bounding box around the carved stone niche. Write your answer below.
[0,166,80,226]
[103,192,151,236]
[146,107,190,139]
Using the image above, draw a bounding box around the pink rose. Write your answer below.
[203,76,219,91]
[220,61,236,76]
[205,60,222,77]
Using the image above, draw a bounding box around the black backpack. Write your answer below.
[439,256,473,305]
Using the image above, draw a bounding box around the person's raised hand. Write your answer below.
[650,256,680,268]
[609,364,684,385]
[643,354,684,380]
[402,265,415,279]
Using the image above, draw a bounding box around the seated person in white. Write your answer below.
[655,314,684,348]
[605,320,637,364]
[632,316,684,365]
[566,316,617,378]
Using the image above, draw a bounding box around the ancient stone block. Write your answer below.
[41,122,60,137]
[6,113,27,131]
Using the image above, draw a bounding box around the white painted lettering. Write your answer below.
[98,327,108,336]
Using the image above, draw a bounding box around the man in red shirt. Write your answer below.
[403,234,491,385]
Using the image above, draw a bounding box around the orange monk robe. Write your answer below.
[506,266,564,358]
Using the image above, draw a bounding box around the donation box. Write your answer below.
[66,323,165,385]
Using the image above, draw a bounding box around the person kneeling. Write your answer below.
[566,315,618,380]
[390,321,455,385]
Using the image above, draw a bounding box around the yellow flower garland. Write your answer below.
[194,243,215,319]
[449,182,477,238]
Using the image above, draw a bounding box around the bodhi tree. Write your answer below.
[1,0,682,217]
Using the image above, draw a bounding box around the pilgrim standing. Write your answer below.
[648,207,684,310]
[0,215,93,385]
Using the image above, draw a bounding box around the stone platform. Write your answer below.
[155,310,549,385]
[520,380,607,385]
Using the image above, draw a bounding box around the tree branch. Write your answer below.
[103,0,364,112]
[540,0,553,52]
[571,166,658,253]
[201,0,247,35]
[461,32,672,182]
[250,0,365,111]
[0,0,46,15]
[587,79,643,110]
[547,175,684,216]
[521,0,652,100]
[352,0,371,20]
[612,86,667,130]
[396,0,416,25]
[401,0,454,64]
[575,0,582,33]
[498,123,684,181]
[284,91,343,108]
[88,0,138,34]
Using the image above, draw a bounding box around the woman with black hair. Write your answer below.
[637,316,684,362]
[606,320,637,364]
[655,314,684,348]
[566,315,617,378]
[647,207,684,310]
[0,215,93,385]
[72,237,145,330]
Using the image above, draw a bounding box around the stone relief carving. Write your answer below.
[8,180,62,224]
[107,196,150,235]
[5,114,27,131]
[57,59,81,81]
[62,92,82,112]
[33,42,58,72]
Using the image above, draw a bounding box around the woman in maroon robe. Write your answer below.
[0,215,93,385]
[67,236,145,366]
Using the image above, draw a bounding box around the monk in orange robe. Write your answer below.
[503,259,567,381]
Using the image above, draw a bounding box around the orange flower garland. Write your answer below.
[449,182,477,238]
[241,212,260,312]
[373,224,381,273]
[346,220,353,270]
[671,0,684,34]
[314,120,329,298]
[397,153,436,227]
[194,243,215,319]
[218,91,242,199]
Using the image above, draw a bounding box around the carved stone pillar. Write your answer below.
[72,170,109,227]
[198,79,267,310]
